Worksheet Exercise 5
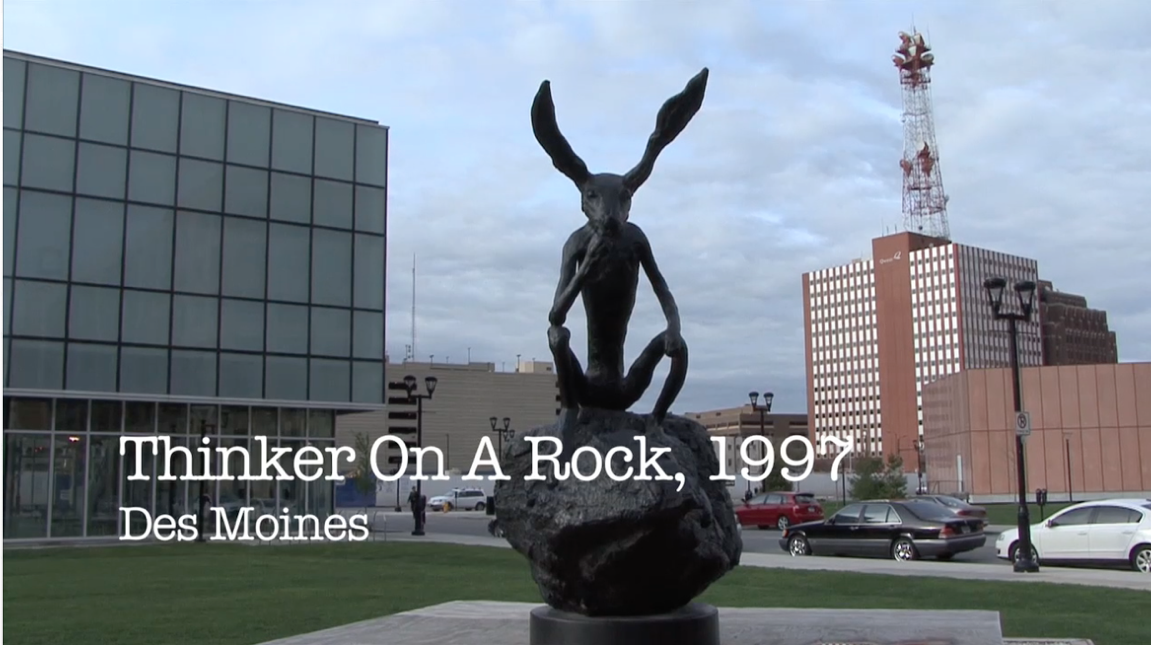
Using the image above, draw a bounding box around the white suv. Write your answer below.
[429,488,488,511]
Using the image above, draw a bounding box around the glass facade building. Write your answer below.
[2,51,389,540]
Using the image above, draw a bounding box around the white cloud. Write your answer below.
[5,0,1149,416]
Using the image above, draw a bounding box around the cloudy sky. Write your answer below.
[6,0,1149,416]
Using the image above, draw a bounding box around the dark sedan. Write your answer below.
[914,494,988,527]
[778,499,986,562]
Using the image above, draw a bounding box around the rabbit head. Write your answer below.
[530,68,709,235]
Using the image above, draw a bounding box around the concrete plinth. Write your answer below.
[253,600,1010,645]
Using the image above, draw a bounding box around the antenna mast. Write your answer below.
[894,30,951,240]
[411,253,417,360]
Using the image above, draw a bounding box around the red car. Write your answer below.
[736,491,824,530]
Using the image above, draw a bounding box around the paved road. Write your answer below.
[348,509,1004,564]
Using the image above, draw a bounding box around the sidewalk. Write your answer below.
[390,533,1150,592]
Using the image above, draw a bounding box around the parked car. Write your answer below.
[995,498,1151,573]
[915,494,988,526]
[429,488,488,511]
[779,499,986,561]
[735,491,823,530]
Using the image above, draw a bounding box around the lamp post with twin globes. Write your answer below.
[404,374,438,537]
[747,391,774,497]
[489,416,514,458]
[982,276,1040,573]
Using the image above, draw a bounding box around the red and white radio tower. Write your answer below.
[893,30,950,241]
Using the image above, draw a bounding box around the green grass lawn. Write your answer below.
[4,543,1147,645]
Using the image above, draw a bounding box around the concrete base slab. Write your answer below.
[253,600,1007,645]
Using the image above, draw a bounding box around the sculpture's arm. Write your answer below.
[549,231,589,326]
[637,229,681,336]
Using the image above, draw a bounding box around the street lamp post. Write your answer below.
[983,276,1040,574]
[489,416,512,460]
[747,391,774,495]
[915,438,926,494]
[403,374,438,537]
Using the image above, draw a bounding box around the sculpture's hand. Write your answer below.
[548,307,565,327]
[663,328,685,357]
[583,232,612,269]
[548,323,571,348]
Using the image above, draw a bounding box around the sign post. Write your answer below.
[1015,411,1032,438]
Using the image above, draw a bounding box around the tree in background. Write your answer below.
[849,453,907,500]
[351,432,377,514]
[761,467,791,493]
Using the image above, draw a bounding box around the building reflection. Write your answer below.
[3,396,341,541]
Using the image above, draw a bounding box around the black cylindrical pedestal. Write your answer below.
[529,603,719,645]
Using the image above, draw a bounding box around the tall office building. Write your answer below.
[1038,280,1119,366]
[2,51,389,541]
[802,232,1041,468]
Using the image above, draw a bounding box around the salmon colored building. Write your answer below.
[921,363,1151,503]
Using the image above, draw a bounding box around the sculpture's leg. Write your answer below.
[623,331,689,424]
[548,324,586,464]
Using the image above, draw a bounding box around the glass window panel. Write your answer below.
[269,172,311,224]
[314,179,353,229]
[3,278,11,336]
[24,63,80,137]
[308,410,335,439]
[310,307,350,357]
[12,280,67,337]
[354,185,386,234]
[120,346,168,395]
[75,143,127,199]
[66,342,118,392]
[130,83,179,152]
[220,299,264,351]
[3,187,15,276]
[86,435,122,536]
[171,295,218,348]
[308,465,334,518]
[354,233,385,310]
[221,217,266,298]
[122,436,155,532]
[353,311,384,360]
[71,198,124,285]
[309,359,349,402]
[179,92,226,160]
[79,73,131,145]
[220,406,250,437]
[127,150,176,205]
[123,205,174,289]
[15,191,72,280]
[226,101,271,167]
[265,303,308,354]
[155,402,184,435]
[91,400,124,433]
[4,434,51,538]
[121,290,170,345]
[174,211,221,294]
[55,399,89,433]
[271,109,313,174]
[219,353,264,399]
[21,133,75,192]
[68,285,120,342]
[281,409,306,438]
[3,58,26,129]
[8,398,54,430]
[4,130,21,186]
[267,223,310,302]
[170,350,217,397]
[355,125,388,187]
[314,118,354,181]
[265,356,307,401]
[311,230,351,307]
[7,339,64,389]
[352,361,384,404]
[50,435,86,537]
[177,159,224,211]
[224,166,268,217]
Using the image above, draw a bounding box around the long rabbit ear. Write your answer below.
[623,67,709,192]
[531,80,591,187]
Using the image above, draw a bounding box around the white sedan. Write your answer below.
[995,498,1151,573]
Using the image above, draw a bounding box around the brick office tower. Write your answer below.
[802,232,1042,470]
[1038,280,1119,366]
